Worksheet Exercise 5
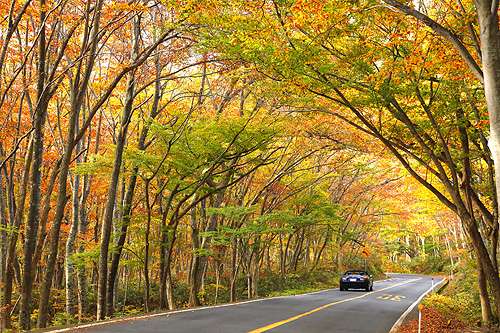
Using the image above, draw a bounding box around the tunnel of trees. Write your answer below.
[0,0,498,330]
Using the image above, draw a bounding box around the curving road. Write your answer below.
[53,274,441,333]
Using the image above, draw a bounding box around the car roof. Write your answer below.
[344,270,368,274]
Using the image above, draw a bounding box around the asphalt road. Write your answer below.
[61,274,441,333]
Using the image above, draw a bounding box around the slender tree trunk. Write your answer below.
[76,114,93,321]
[106,48,162,313]
[32,158,61,283]
[165,266,175,310]
[143,180,152,312]
[229,238,239,302]
[77,172,90,321]
[65,170,80,318]
[98,16,140,320]
[251,240,260,298]
[159,191,177,310]
[37,0,104,326]
[0,164,8,330]
[477,257,493,326]
[19,1,48,327]
[189,204,202,307]
[106,173,138,316]
[311,229,330,271]
[279,235,285,278]
[1,139,32,329]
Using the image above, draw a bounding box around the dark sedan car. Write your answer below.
[339,270,373,291]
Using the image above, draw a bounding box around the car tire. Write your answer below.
[370,285,373,291]
[365,286,370,291]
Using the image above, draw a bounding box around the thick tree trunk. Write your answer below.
[464,215,500,320]
[475,0,500,216]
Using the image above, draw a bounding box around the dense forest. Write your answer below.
[0,0,499,331]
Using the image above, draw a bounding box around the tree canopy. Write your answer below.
[0,0,498,330]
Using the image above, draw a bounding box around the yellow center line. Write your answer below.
[248,278,422,333]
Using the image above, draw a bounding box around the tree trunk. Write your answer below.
[143,180,152,312]
[477,256,493,326]
[65,135,82,319]
[189,204,202,307]
[229,238,239,302]
[19,1,48,327]
[159,190,177,310]
[106,173,138,316]
[0,164,8,329]
[1,138,32,330]
[475,0,500,220]
[77,174,90,321]
[107,49,163,312]
[37,0,104,326]
[76,120,92,321]
[98,16,140,320]
[65,174,79,318]
[464,215,500,320]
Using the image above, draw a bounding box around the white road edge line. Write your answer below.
[47,294,289,332]
[47,277,395,332]
[388,277,445,333]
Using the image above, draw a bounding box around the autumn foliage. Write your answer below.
[0,0,499,331]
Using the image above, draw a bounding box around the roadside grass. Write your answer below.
[267,286,331,297]
[259,270,340,297]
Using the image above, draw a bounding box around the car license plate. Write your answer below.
[349,278,356,282]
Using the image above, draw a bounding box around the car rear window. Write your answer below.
[344,271,367,275]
